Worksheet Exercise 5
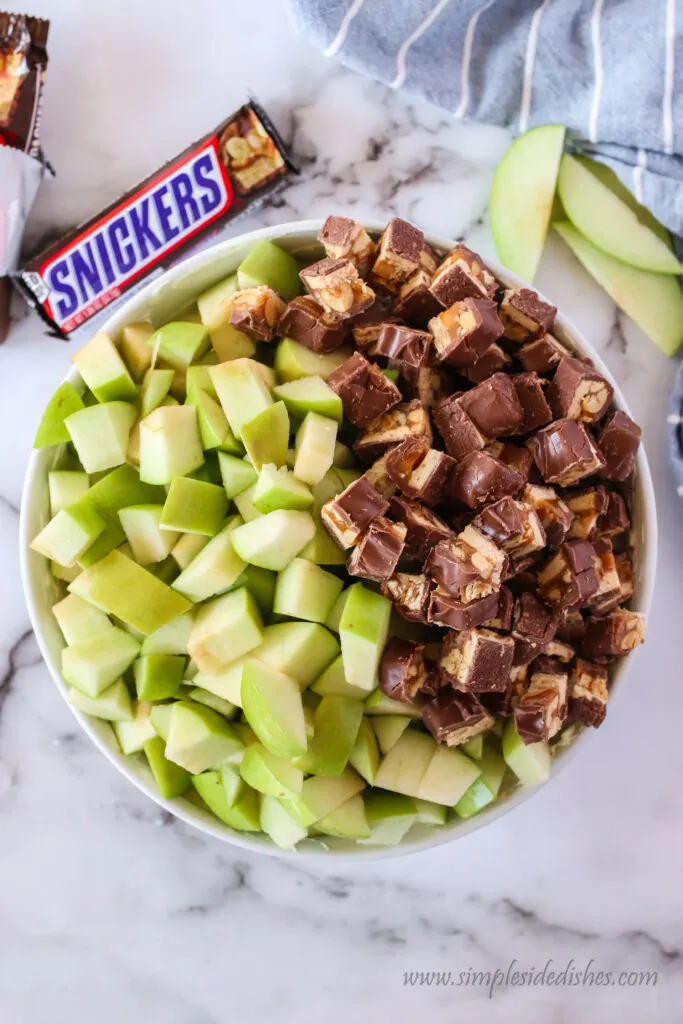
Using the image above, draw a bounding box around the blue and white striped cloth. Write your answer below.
[287,0,683,237]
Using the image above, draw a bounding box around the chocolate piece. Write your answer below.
[300,257,375,319]
[590,551,634,615]
[597,490,630,537]
[512,592,557,665]
[517,334,569,374]
[568,659,609,726]
[510,372,553,433]
[540,639,575,662]
[382,573,432,623]
[427,588,500,630]
[388,496,453,562]
[527,419,606,487]
[351,301,401,352]
[354,399,432,462]
[499,288,556,343]
[318,215,376,276]
[566,487,608,539]
[346,516,406,582]
[374,324,432,374]
[597,411,642,482]
[487,442,534,482]
[429,244,497,308]
[420,243,439,274]
[371,217,424,290]
[379,637,428,703]
[320,475,389,549]
[514,666,568,743]
[278,296,347,353]
[450,451,524,512]
[438,627,515,693]
[428,297,502,368]
[229,286,285,342]
[472,497,546,561]
[327,352,402,427]
[425,525,507,602]
[458,373,523,440]
[385,437,455,506]
[548,356,614,423]
[394,267,442,323]
[537,539,600,609]
[461,343,512,383]
[523,484,574,549]
[433,393,486,460]
[363,453,398,498]
[481,585,513,631]
[555,608,586,644]
[582,608,646,660]
[411,364,450,408]
[422,689,494,747]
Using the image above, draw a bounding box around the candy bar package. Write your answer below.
[15,100,298,338]
[0,10,50,342]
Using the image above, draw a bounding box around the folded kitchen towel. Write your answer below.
[287,0,683,237]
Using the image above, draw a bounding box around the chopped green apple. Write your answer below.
[417,744,481,806]
[133,653,185,701]
[502,718,551,786]
[230,509,315,570]
[461,735,484,761]
[372,715,412,755]
[65,402,137,474]
[295,695,363,776]
[364,688,423,718]
[51,561,82,583]
[68,679,133,722]
[165,701,243,774]
[62,626,140,698]
[220,762,245,807]
[225,564,276,616]
[333,441,354,468]
[31,501,106,567]
[299,521,348,566]
[114,701,157,755]
[339,584,392,692]
[311,654,367,700]
[119,504,178,564]
[193,655,257,707]
[140,611,194,655]
[272,376,343,422]
[160,477,228,536]
[324,588,352,633]
[316,794,370,840]
[171,532,210,570]
[454,744,507,819]
[185,364,217,402]
[192,389,241,453]
[210,358,273,439]
[274,338,352,382]
[188,587,263,674]
[255,621,339,688]
[140,368,174,416]
[217,452,257,499]
[374,730,436,798]
[138,405,204,484]
[52,593,112,646]
[171,516,246,603]
[252,464,313,513]
[293,412,337,485]
[187,688,236,719]
[414,799,447,826]
[554,221,683,356]
[360,791,416,846]
[119,321,155,380]
[241,661,307,759]
[348,717,380,784]
[72,330,138,403]
[197,273,256,361]
[48,470,89,515]
[260,795,308,849]
[273,558,344,623]
[299,767,366,823]
[77,465,166,567]
[147,321,210,370]
[490,124,566,282]
[240,743,304,799]
[240,401,290,470]
[237,239,302,300]
[34,382,86,448]
[149,703,174,741]
[143,736,191,798]
[192,771,260,831]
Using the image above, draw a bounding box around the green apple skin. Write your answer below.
[149,703,174,741]
[141,368,174,416]
[138,405,205,485]
[294,695,363,776]
[453,743,507,820]
[237,240,303,301]
[133,654,185,701]
[143,736,191,799]
[48,471,90,515]
[187,587,264,674]
[187,687,236,719]
[210,358,274,439]
[241,661,307,759]
[197,273,256,362]
[190,390,241,453]
[147,321,210,370]
[299,767,366,823]
[172,516,246,603]
[574,156,674,249]
[120,321,155,381]
[160,477,228,536]
[372,715,412,756]
[310,654,368,701]
[374,730,436,798]
[65,402,138,474]
[461,735,484,761]
[192,771,261,831]
[558,154,682,274]
[252,464,313,514]
[272,376,343,422]
[52,593,112,646]
[217,452,257,499]
[141,612,194,655]
[316,794,370,840]
[414,799,447,826]
[68,679,133,723]
[61,627,140,698]
[34,382,86,448]
[224,564,277,616]
[274,338,353,383]
[324,588,351,633]
[240,401,290,471]
[171,532,210,570]
[348,717,380,785]
[255,621,339,688]
[230,510,315,571]
[165,701,244,775]
[76,464,166,568]
[220,763,246,807]
[260,795,308,849]
[72,330,139,404]
[31,501,106,567]
[240,742,304,799]
[359,791,417,846]
[417,745,481,807]
[490,124,566,282]
[273,558,344,624]
[185,364,217,402]
[502,718,551,786]
[339,584,392,692]
[113,701,158,755]
[554,221,683,356]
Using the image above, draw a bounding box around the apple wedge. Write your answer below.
[241,661,307,759]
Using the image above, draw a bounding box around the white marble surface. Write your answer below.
[1,1,682,1021]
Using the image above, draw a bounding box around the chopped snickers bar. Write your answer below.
[487,442,535,482]
[590,551,634,615]
[548,355,614,423]
[462,343,512,383]
[483,585,513,631]
[582,608,646,661]
[517,334,570,374]
[346,516,406,582]
[394,267,442,324]
[472,496,546,561]
[229,286,286,342]
[458,373,523,440]
[300,258,375,319]
[278,295,347,353]
[351,300,401,352]
[427,588,500,630]
[438,627,515,693]
[428,297,502,368]
[422,689,494,746]
[511,592,557,665]
[499,288,556,343]
[381,573,432,623]
[527,418,606,487]
[433,393,486,460]
[597,411,642,482]
[429,244,498,308]
[411,364,450,408]
[354,399,432,462]
[523,484,574,549]
[425,525,507,602]
[318,215,376,276]
[597,490,630,537]
[566,486,608,540]
[537,539,600,609]
[379,637,429,703]
[510,372,553,433]
[389,496,453,562]
[568,659,609,727]
[514,665,568,743]
[327,352,402,427]
[385,437,455,505]
[320,475,389,548]
[540,639,575,662]
[555,608,586,644]
[371,217,424,290]
[374,323,432,375]
[364,452,398,498]
[450,451,524,512]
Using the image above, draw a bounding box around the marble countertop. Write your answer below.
[2,1,682,1021]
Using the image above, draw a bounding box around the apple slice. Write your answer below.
[299,767,366,824]
[272,376,343,422]
[339,584,392,692]
[241,661,307,759]
[230,509,315,570]
[252,464,313,514]
[78,466,166,568]
[188,588,263,673]
[294,695,363,776]
[573,156,674,249]
[165,701,243,774]
[140,368,173,416]
[31,501,106,567]
[316,794,370,840]
[237,239,302,300]
[140,612,193,655]
[119,321,154,381]
[68,679,133,722]
[171,533,209,569]
[143,736,191,798]
[51,561,81,583]
[224,564,277,616]
[293,412,338,485]
[218,453,257,499]
[192,390,242,453]
[558,154,682,274]
[149,703,174,741]
[197,273,256,362]
[273,558,344,624]
[299,521,348,566]
[187,687,236,719]
[417,744,481,806]
[52,593,112,646]
[160,478,228,536]
[372,715,412,755]
[119,504,178,564]
[554,221,683,355]
[260,795,308,849]
[185,364,217,401]
[490,124,566,282]
[147,321,210,370]
[240,401,290,470]
[324,588,352,633]
[72,330,138,403]
[274,338,352,383]
[210,358,273,439]
[193,655,259,707]
[310,654,367,700]
[113,701,158,755]
[502,718,551,786]
[374,729,436,798]
[454,743,507,819]
[364,688,423,719]
[171,516,246,602]
[139,405,204,484]
[192,771,261,831]
[33,382,86,448]
[233,483,262,523]
[414,799,447,826]
[65,402,137,474]
[461,734,484,761]
[220,763,246,807]
[348,717,380,784]
[240,742,304,799]
[255,622,339,688]
[62,626,140,698]
[133,653,185,701]
[48,470,89,515]
[359,791,416,846]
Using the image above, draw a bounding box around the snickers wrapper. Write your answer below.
[15,100,298,338]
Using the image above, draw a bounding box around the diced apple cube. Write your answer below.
[119,504,178,564]
[241,661,307,759]
[187,587,263,674]
[197,273,256,362]
[210,358,274,439]
[237,239,302,300]
[172,516,246,602]
[252,464,313,513]
[240,401,290,470]
[139,405,204,484]
[272,376,343,422]
[339,584,392,692]
[65,402,137,474]
[68,679,133,722]
[52,593,113,646]
[133,654,185,701]
[502,718,551,786]
[417,745,481,806]
[295,695,363,776]
[141,368,174,416]
[147,321,210,370]
[192,771,261,830]
[48,471,89,515]
[348,718,380,785]
[217,452,257,499]
[31,500,106,567]
[273,558,344,623]
[72,330,138,403]
[359,791,416,846]
[165,701,244,774]
[143,735,191,798]
[293,412,338,485]
[240,743,304,799]
[230,510,315,570]
[255,622,339,689]
[275,338,352,382]
[61,626,140,698]
[160,477,228,536]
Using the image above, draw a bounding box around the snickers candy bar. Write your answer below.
[486,442,534,483]
[427,588,500,630]
[512,592,557,665]
[411,364,450,408]
[346,516,406,582]
[499,288,557,343]
[374,323,432,373]
[389,496,453,562]
[371,217,424,290]
[423,689,494,746]
[555,608,586,644]
[425,525,507,603]
[364,452,398,499]
[429,244,498,308]
[472,496,546,561]
[523,484,574,549]
[597,489,630,537]
[428,297,502,368]
[278,296,347,353]
[350,299,401,352]
[586,537,622,612]
[483,585,513,631]
[354,399,433,462]
[458,372,523,441]
[590,551,633,615]
[300,258,375,319]
[517,334,569,374]
[394,267,442,324]
[510,372,553,434]
[229,286,285,342]
[379,637,429,703]
[327,351,402,427]
[461,343,512,383]
[597,411,642,482]
[582,608,645,661]
[514,666,568,743]
[568,659,609,727]
[548,355,613,423]
[540,639,575,663]
[450,451,524,512]
[385,437,455,506]
[566,486,608,539]
[537,539,600,609]
[438,627,515,693]
[318,215,376,277]
[320,475,389,549]
[527,418,605,487]
[382,573,432,623]
[433,393,486,460]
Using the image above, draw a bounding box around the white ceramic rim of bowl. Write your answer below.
[20,219,658,861]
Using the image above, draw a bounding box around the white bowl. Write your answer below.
[20,220,658,860]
